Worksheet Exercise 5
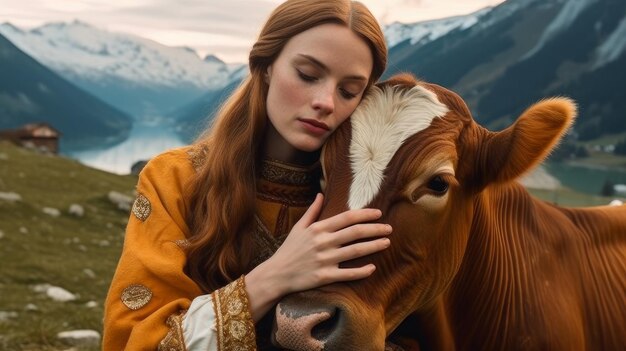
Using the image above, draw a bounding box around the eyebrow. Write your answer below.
[297,54,368,81]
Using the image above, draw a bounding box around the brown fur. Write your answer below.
[272,75,626,350]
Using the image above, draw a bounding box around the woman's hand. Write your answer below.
[245,193,392,321]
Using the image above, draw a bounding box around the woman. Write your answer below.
[103,0,390,349]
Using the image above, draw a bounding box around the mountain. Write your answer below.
[0,34,132,150]
[0,21,245,121]
[172,79,241,142]
[385,0,626,139]
[171,65,248,142]
[384,7,493,49]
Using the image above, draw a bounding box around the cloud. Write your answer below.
[0,0,506,63]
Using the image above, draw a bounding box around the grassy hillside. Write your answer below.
[0,141,136,350]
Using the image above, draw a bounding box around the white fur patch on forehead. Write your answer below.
[348,84,449,209]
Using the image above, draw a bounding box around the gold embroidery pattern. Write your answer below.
[174,239,190,249]
[132,194,151,221]
[212,276,257,351]
[260,159,320,186]
[121,284,152,310]
[158,311,188,351]
[187,144,209,172]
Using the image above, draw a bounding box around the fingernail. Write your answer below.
[382,238,391,247]
[386,224,393,233]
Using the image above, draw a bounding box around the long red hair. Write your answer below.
[185,0,388,292]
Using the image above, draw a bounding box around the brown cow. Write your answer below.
[271,74,626,351]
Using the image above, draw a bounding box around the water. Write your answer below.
[546,162,626,195]
[65,123,186,175]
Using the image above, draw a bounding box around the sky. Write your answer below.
[0,0,505,63]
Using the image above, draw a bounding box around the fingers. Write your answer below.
[319,208,383,233]
[297,193,324,228]
[328,237,391,263]
[328,223,392,246]
[324,264,377,283]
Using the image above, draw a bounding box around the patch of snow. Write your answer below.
[593,16,626,69]
[0,21,243,89]
[384,7,492,48]
[522,0,598,60]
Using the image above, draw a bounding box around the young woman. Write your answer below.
[103,0,389,349]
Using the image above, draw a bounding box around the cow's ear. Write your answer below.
[478,97,577,186]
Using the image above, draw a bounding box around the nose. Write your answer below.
[273,295,344,351]
[311,85,335,115]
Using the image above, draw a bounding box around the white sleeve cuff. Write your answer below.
[182,294,218,351]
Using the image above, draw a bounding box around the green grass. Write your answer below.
[0,141,136,350]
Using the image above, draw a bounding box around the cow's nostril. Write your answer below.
[311,307,341,341]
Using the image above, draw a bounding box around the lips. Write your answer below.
[299,118,330,131]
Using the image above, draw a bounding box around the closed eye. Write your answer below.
[339,88,357,99]
[297,70,317,82]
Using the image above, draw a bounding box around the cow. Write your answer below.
[270,74,626,351]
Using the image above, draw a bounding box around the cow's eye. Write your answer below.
[427,175,449,195]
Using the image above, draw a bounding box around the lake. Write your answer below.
[546,162,626,195]
[64,123,186,175]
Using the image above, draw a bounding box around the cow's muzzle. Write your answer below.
[272,293,346,351]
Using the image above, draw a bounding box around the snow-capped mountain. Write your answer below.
[384,7,493,49]
[0,33,132,150]
[0,21,245,120]
[384,0,626,140]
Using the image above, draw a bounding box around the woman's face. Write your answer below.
[265,23,374,154]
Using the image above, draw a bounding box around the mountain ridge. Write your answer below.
[0,33,132,150]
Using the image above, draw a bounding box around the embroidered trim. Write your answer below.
[121,284,153,310]
[256,187,317,207]
[260,159,320,186]
[158,311,188,351]
[132,194,151,221]
[187,144,209,172]
[251,216,287,267]
[212,276,257,351]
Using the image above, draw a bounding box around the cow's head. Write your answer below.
[271,74,576,350]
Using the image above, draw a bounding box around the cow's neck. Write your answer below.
[439,182,626,349]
